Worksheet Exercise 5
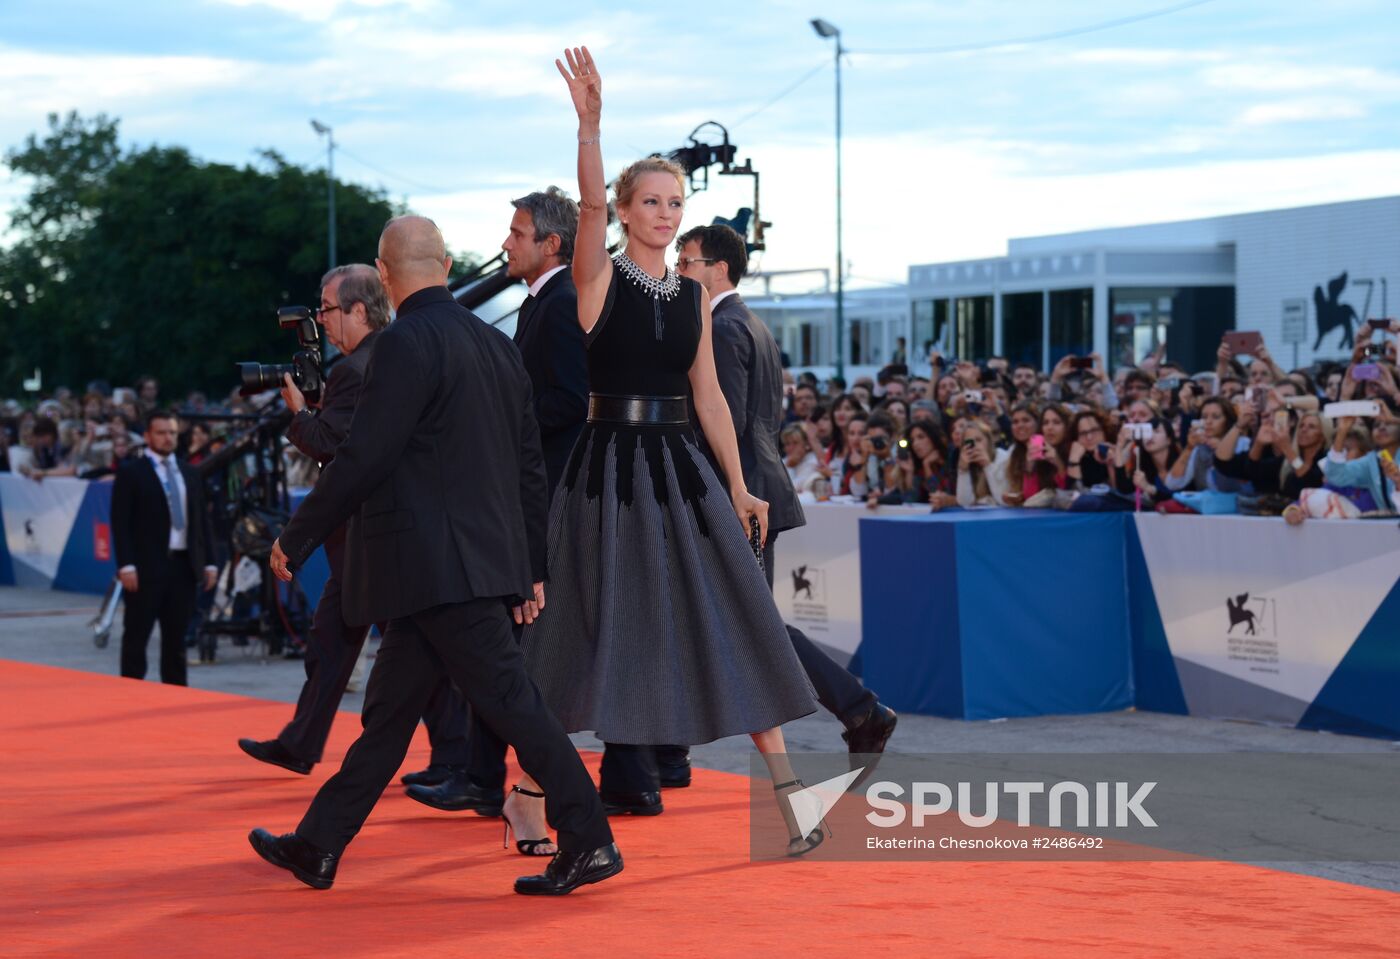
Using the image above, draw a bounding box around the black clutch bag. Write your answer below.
[749,516,765,573]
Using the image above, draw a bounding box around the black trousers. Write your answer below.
[297,598,613,856]
[120,552,196,686]
[462,629,662,795]
[276,539,470,766]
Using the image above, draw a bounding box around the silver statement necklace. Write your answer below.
[614,251,680,340]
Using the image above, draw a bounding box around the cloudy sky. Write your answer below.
[3,0,1399,289]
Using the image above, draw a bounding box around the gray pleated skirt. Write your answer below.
[523,423,818,745]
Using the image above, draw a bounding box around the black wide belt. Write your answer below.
[587,393,689,425]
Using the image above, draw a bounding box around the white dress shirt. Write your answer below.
[146,449,188,551]
[527,264,568,298]
[710,289,739,310]
[119,450,216,576]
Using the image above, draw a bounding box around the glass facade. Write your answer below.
[954,295,993,362]
[912,298,950,359]
[1001,292,1043,367]
[1110,286,1233,372]
[1049,288,1093,365]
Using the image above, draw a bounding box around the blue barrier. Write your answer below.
[0,476,331,611]
[857,509,1400,739]
[858,510,1134,721]
[0,485,13,587]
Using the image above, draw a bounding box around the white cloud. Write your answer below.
[1202,62,1400,95]
[1238,97,1367,126]
[210,0,440,23]
[0,46,256,115]
[1067,47,1229,66]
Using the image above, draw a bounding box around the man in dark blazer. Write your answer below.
[237,264,471,778]
[111,409,217,685]
[403,188,591,816]
[507,187,589,490]
[250,215,619,897]
[676,225,897,769]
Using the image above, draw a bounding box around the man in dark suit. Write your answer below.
[250,215,619,897]
[507,187,589,489]
[676,225,897,767]
[237,264,471,778]
[111,409,217,685]
[403,188,591,817]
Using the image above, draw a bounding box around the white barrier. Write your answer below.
[0,475,107,589]
[772,499,926,667]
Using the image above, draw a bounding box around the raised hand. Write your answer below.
[556,46,602,122]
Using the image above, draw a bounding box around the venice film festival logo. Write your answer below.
[1225,592,1277,637]
[1313,269,1390,352]
[791,564,825,603]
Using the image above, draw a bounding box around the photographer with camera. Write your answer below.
[850,413,899,504]
[955,421,1009,507]
[238,264,470,778]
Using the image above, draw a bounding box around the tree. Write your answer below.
[1,112,479,398]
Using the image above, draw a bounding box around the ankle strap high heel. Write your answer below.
[503,784,555,857]
[773,778,830,857]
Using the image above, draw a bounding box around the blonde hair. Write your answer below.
[613,157,686,236]
[962,421,996,502]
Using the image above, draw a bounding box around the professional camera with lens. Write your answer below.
[236,306,324,406]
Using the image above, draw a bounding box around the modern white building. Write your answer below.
[748,195,1400,379]
[743,285,910,381]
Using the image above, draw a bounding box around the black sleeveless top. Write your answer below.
[587,258,703,397]
[563,256,714,529]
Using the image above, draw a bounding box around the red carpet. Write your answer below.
[1,660,1396,958]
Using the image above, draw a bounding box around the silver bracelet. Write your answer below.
[578,132,600,145]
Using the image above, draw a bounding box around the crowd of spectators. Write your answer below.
[7,322,1399,527]
[779,322,1400,522]
[1,377,317,486]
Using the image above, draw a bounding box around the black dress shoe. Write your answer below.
[600,791,663,816]
[842,702,898,755]
[248,829,338,890]
[239,738,313,775]
[404,774,504,816]
[400,763,455,787]
[655,745,691,788]
[658,763,692,789]
[514,843,623,896]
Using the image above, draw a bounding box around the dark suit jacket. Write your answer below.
[279,286,550,627]
[287,329,380,556]
[703,292,805,535]
[287,329,380,466]
[111,454,215,578]
[513,267,588,490]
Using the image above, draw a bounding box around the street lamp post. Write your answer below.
[311,120,337,270]
[811,17,844,380]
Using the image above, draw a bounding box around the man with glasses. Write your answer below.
[673,225,897,788]
[238,264,471,778]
